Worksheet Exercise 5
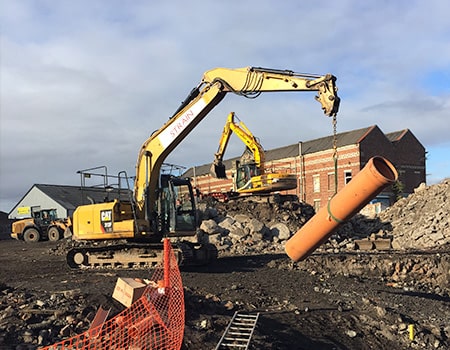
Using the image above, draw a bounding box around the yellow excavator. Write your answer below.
[211,112,297,197]
[66,67,340,269]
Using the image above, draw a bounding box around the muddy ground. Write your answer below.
[1,237,450,350]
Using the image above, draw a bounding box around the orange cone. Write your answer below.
[285,156,398,262]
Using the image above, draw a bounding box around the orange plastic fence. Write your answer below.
[42,239,185,350]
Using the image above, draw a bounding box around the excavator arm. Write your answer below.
[134,66,339,228]
[202,67,339,116]
[211,112,265,179]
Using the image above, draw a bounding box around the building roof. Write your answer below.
[9,184,132,215]
[385,129,409,143]
[267,125,377,161]
[39,184,132,209]
[184,125,377,177]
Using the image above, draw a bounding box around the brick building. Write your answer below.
[184,125,426,211]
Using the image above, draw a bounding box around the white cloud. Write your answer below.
[1,0,450,211]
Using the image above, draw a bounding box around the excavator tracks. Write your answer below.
[66,242,218,269]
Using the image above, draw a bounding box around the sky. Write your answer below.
[1,0,450,213]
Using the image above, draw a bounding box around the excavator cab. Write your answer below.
[234,161,258,191]
[158,175,197,236]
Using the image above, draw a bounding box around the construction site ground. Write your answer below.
[1,238,449,350]
[2,180,450,349]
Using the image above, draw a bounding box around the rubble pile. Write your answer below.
[198,179,450,255]
[376,180,450,249]
[0,284,109,347]
[197,199,315,255]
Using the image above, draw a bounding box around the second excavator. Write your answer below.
[211,112,297,197]
[66,66,340,269]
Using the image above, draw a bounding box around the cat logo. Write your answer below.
[100,210,113,233]
[101,210,112,222]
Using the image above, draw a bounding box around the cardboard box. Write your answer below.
[112,277,148,308]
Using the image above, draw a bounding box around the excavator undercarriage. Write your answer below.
[66,240,218,269]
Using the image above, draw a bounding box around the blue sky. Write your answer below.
[1,0,450,212]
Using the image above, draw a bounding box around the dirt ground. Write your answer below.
[1,237,450,350]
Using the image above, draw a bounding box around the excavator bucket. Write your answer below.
[210,163,227,179]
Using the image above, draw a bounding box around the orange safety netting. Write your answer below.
[42,239,185,350]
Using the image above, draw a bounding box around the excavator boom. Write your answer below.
[202,67,339,117]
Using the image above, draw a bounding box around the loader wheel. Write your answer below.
[48,227,61,241]
[23,228,40,243]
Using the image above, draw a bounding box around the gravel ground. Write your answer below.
[1,238,450,349]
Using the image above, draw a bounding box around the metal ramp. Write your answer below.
[215,312,260,350]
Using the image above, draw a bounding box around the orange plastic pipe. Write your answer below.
[285,156,398,262]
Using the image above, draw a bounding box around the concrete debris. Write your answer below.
[199,179,450,256]
[197,198,315,256]
[0,285,97,347]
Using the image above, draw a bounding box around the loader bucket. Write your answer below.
[210,163,227,179]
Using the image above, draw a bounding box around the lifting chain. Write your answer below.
[326,114,342,224]
[332,114,338,195]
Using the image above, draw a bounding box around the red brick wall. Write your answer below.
[301,146,361,208]
[193,128,426,208]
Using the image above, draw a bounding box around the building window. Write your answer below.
[327,172,335,192]
[313,199,321,212]
[344,170,352,184]
[313,174,320,193]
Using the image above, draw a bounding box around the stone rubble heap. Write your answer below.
[0,284,100,347]
[198,179,450,255]
[375,180,450,250]
[197,199,315,256]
